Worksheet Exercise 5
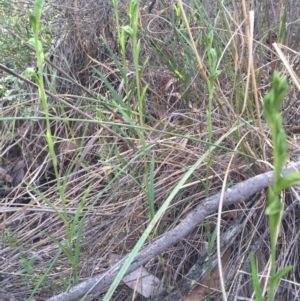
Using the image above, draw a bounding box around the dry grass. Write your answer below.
[1,0,300,300]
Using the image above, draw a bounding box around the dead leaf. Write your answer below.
[183,247,232,301]
[0,167,13,183]
[59,140,78,157]
[11,160,25,186]
[109,254,164,298]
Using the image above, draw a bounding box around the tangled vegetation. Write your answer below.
[1,0,300,300]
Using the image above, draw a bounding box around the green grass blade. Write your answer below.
[103,123,243,300]
[250,252,264,301]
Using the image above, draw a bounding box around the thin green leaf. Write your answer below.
[276,173,300,191]
[122,25,133,37]
[28,12,37,32]
[270,265,293,292]
[148,153,155,220]
[44,233,73,262]
[265,197,283,216]
[250,252,264,301]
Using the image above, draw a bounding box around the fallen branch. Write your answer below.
[46,161,300,301]
[148,193,264,301]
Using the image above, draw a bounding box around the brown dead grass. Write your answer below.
[1,0,300,300]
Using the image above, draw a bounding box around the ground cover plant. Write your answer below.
[1,0,300,300]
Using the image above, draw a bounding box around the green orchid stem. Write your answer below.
[256,72,300,301]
